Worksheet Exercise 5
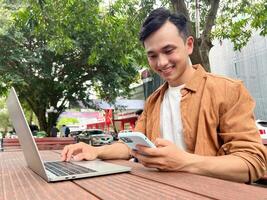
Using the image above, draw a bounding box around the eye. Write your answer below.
[165,48,174,54]
[148,54,157,59]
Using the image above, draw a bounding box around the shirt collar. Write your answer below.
[184,64,207,92]
[158,64,207,100]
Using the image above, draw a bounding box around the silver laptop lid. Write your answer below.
[7,87,49,181]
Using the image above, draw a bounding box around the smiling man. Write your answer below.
[61,7,267,183]
[144,22,194,87]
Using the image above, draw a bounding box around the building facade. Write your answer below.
[210,33,267,120]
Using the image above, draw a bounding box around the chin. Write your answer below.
[162,76,174,83]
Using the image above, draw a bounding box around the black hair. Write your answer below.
[139,7,189,43]
[135,109,143,116]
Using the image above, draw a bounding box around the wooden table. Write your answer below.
[0,151,266,200]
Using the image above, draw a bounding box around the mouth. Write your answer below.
[159,65,174,75]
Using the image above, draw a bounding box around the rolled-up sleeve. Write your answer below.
[218,82,267,182]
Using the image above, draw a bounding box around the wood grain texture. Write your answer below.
[0,151,98,200]
[108,160,267,200]
[74,173,212,200]
[1,151,267,200]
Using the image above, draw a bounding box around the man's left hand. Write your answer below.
[130,138,193,171]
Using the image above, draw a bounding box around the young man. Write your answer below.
[61,8,267,183]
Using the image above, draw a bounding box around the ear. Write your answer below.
[186,36,194,55]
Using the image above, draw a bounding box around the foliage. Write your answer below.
[213,0,267,50]
[0,112,10,132]
[35,131,47,138]
[1,0,265,133]
[0,98,11,132]
[57,117,79,129]
[160,0,267,71]
[0,0,142,133]
[0,96,37,133]
[169,0,266,51]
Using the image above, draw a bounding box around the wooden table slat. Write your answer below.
[1,151,267,200]
[75,173,212,200]
[108,160,267,200]
[0,152,98,200]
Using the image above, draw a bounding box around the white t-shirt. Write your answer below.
[160,84,186,150]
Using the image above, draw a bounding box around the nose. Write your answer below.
[157,54,168,68]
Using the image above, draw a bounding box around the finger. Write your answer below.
[130,149,139,157]
[66,144,83,161]
[137,155,165,169]
[154,138,173,147]
[61,145,71,161]
[66,148,75,161]
[141,163,164,170]
[136,145,164,157]
[132,151,157,164]
[143,164,168,171]
[66,142,88,161]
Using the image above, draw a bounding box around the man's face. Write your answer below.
[144,21,194,86]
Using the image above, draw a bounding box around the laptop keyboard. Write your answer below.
[44,161,97,177]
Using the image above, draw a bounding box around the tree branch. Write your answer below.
[201,0,220,43]
[170,0,194,36]
[170,0,190,20]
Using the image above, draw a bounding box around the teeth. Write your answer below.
[161,66,173,72]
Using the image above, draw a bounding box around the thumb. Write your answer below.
[154,138,173,147]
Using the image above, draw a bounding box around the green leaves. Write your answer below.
[213,0,266,51]
[0,97,12,132]
[0,0,145,132]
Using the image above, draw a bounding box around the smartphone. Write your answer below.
[118,132,156,150]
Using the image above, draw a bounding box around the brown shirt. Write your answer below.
[135,64,267,182]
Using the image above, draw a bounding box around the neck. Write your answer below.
[169,64,195,87]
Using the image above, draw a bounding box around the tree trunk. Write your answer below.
[199,39,212,72]
[190,38,204,67]
[47,112,60,136]
[18,88,61,137]
[171,0,190,20]
[112,110,118,134]
[171,0,205,68]
[29,110,33,125]
[171,0,220,72]
[32,107,61,137]
[199,0,220,72]
[36,110,48,135]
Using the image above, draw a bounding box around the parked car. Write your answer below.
[119,130,133,133]
[109,131,119,141]
[77,129,113,146]
[256,119,267,139]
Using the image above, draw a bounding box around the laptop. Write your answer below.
[6,87,131,182]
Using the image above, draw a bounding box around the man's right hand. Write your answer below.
[61,142,100,162]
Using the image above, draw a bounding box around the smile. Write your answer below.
[160,66,174,74]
